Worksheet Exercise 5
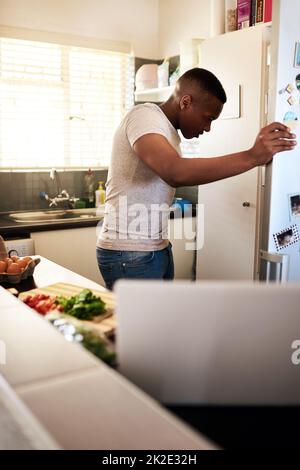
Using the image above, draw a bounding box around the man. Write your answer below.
[97,68,296,290]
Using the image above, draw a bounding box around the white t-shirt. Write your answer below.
[97,103,182,251]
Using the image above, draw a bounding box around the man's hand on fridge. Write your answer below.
[249,122,297,166]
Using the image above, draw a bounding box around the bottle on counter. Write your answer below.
[95,181,106,208]
[84,169,95,206]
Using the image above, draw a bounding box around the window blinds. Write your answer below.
[0,37,134,168]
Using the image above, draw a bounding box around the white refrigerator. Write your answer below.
[196,0,300,282]
[196,23,270,281]
[261,0,300,282]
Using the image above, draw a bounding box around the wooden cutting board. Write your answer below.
[19,282,117,338]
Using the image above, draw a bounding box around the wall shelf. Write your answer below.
[134,85,174,103]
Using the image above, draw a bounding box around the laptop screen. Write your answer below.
[116,280,300,405]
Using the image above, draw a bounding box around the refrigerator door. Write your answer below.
[196,24,268,280]
[262,0,300,282]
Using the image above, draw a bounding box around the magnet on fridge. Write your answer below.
[296,74,300,91]
[287,96,296,106]
[286,84,294,94]
[279,84,294,95]
[283,111,299,130]
[294,42,300,67]
[273,225,300,252]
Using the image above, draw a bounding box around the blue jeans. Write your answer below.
[96,244,174,290]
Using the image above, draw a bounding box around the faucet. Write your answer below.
[40,169,79,209]
[50,168,62,196]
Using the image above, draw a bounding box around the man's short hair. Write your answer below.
[179,68,227,104]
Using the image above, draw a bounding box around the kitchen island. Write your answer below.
[0,256,216,450]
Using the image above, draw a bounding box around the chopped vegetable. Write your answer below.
[79,329,116,366]
[55,289,106,320]
[23,293,62,315]
[48,315,116,366]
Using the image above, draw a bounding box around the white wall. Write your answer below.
[0,0,225,60]
[0,0,160,59]
[158,0,224,58]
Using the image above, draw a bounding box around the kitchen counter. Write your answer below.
[0,205,197,237]
[2,258,298,449]
[0,256,216,450]
[0,375,59,450]
[1,255,105,294]
[0,211,103,237]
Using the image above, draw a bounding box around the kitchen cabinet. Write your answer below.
[31,226,104,286]
[169,216,196,280]
[30,217,196,284]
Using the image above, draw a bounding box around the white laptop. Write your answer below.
[115,280,300,405]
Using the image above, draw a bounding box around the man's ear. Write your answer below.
[180,95,192,110]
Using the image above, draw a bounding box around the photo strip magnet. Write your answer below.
[294,42,300,68]
[273,224,300,251]
[289,193,300,219]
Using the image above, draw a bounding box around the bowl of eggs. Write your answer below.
[0,255,40,284]
[0,236,40,284]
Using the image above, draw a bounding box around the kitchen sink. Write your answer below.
[7,208,104,223]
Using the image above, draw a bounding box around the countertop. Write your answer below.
[0,256,215,450]
[1,258,299,448]
[1,254,106,294]
[0,375,59,450]
[0,211,102,236]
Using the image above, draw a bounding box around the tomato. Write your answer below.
[23,293,59,315]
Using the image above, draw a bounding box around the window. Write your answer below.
[0,37,134,168]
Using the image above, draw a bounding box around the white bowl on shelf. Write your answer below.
[135,64,158,91]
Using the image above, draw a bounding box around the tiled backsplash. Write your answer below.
[175,186,198,204]
[0,169,198,212]
[0,170,108,212]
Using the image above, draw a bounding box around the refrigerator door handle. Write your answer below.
[259,250,290,283]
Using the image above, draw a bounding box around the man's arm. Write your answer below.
[133,123,297,187]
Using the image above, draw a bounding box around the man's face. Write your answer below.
[178,93,223,140]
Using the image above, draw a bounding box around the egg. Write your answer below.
[7,263,22,274]
[11,255,19,262]
[0,261,6,273]
[17,258,30,269]
[22,256,33,265]
[5,258,13,269]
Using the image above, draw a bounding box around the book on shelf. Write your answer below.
[255,0,272,25]
[237,0,252,29]
[264,0,273,23]
[231,0,272,32]
[255,0,264,24]
[250,0,257,26]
